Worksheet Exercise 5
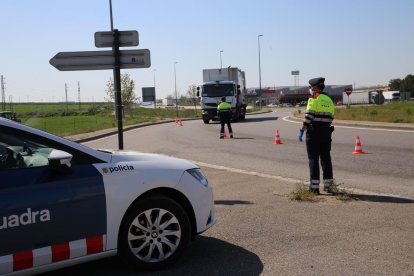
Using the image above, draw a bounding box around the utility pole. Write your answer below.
[1,75,5,111]
[65,83,68,112]
[78,81,81,111]
[9,95,13,111]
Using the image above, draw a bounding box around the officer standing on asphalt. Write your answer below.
[217,96,233,138]
[298,77,335,194]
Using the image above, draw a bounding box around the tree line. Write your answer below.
[388,74,414,96]
[105,73,199,110]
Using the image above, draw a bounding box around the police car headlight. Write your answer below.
[186,168,209,187]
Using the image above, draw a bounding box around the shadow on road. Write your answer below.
[215,199,254,205]
[241,116,278,123]
[352,194,414,204]
[232,137,255,140]
[42,237,263,276]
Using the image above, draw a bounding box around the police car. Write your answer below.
[0,118,216,275]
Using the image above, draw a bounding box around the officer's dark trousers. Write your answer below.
[219,112,233,137]
[306,125,333,189]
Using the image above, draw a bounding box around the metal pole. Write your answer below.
[65,83,68,112]
[109,0,114,31]
[174,61,178,117]
[153,69,156,109]
[113,29,124,149]
[258,34,263,110]
[78,81,81,111]
[220,50,223,69]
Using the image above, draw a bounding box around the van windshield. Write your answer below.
[202,84,234,97]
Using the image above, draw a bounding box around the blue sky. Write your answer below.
[1,0,413,102]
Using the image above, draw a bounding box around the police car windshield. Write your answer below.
[202,84,234,97]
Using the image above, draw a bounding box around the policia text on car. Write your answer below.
[298,77,335,194]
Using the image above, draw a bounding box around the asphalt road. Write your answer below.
[84,110,414,198]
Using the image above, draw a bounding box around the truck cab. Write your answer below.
[197,68,247,124]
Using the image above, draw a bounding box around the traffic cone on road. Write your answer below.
[223,128,228,139]
[175,118,183,126]
[272,130,283,144]
[352,135,365,154]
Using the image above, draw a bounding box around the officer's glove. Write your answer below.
[298,129,304,142]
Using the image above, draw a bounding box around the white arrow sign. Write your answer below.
[49,49,151,71]
[95,30,139,48]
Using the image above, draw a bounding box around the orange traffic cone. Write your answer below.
[223,128,228,139]
[272,130,283,144]
[175,119,183,126]
[352,135,365,154]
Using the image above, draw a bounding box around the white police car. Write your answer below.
[0,118,216,275]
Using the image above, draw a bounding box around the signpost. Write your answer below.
[95,30,138,48]
[50,28,151,150]
[345,88,352,107]
[49,49,150,71]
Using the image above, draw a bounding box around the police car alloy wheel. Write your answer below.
[118,195,191,270]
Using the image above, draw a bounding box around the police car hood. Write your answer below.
[100,149,197,171]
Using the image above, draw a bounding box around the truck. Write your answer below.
[197,67,247,124]
[342,91,385,105]
[162,98,174,106]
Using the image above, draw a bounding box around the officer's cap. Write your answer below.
[308,77,325,87]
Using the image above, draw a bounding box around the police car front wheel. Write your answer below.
[118,195,191,270]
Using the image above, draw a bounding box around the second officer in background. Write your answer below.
[217,96,233,138]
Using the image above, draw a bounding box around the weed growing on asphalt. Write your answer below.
[290,184,316,202]
[329,181,352,202]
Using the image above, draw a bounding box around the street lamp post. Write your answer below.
[220,50,224,69]
[258,34,263,110]
[174,61,178,117]
[153,69,156,108]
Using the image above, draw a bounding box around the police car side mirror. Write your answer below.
[48,149,73,173]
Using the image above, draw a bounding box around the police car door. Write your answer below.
[0,126,106,273]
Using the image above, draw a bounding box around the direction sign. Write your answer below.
[95,30,139,48]
[49,49,151,71]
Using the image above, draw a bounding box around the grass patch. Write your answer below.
[290,184,316,202]
[328,182,352,202]
[12,102,202,136]
[335,101,414,123]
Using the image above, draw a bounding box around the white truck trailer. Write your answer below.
[162,98,174,106]
[342,91,385,105]
[197,67,247,124]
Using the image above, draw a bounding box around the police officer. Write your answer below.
[298,77,335,194]
[217,96,233,138]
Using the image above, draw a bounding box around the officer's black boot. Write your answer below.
[323,186,334,193]
[310,188,320,195]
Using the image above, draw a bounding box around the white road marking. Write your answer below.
[192,159,414,199]
[191,160,301,184]
[283,116,414,133]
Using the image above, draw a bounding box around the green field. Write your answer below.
[335,101,414,123]
[8,102,201,136]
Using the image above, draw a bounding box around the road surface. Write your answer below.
[85,110,414,198]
